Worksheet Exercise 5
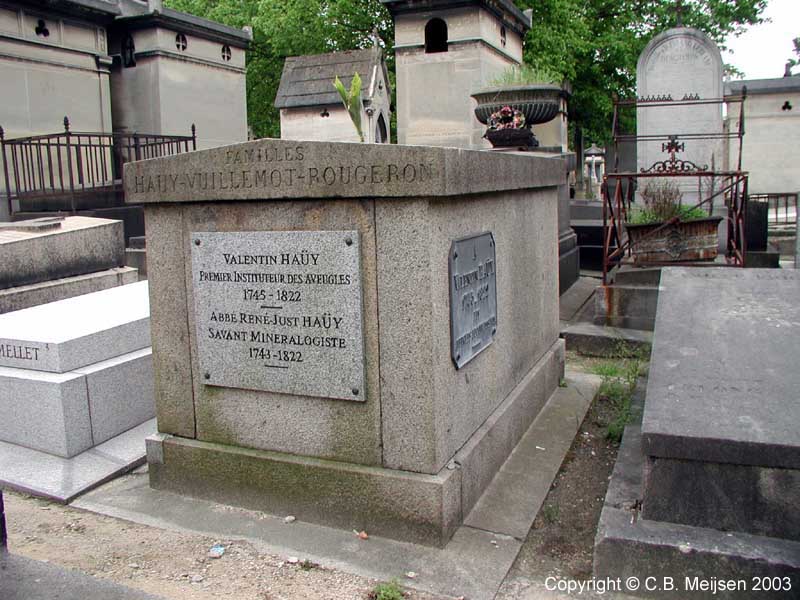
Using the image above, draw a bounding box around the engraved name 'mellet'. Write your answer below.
[132,144,436,194]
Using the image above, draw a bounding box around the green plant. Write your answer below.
[628,179,707,225]
[333,73,364,142]
[369,579,404,600]
[490,64,561,87]
[299,559,317,571]
[593,347,648,443]
[542,503,560,524]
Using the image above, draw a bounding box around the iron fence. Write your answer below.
[1,116,195,215]
[749,193,798,226]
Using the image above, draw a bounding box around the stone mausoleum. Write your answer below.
[276,46,392,145]
[0,0,251,221]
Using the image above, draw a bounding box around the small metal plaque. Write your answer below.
[190,231,365,401]
[449,232,497,369]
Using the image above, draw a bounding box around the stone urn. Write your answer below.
[471,84,566,148]
[625,216,723,264]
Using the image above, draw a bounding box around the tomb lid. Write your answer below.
[641,268,800,470]
[275,47,391,109]
[381,0,531,34]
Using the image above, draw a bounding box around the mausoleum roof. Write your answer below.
[275,47,391,110]
[113,1,251,47]
[381,0,531,35]
[724,75,800,97]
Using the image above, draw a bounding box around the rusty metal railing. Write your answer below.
[749,193,798,226]
[0,116,195,215]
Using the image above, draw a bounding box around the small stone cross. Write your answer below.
[674,0,684,27]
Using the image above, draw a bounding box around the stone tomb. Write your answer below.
[0,216,138,313]
[126,138,566,546]
[0,281,154,458]
[595,268,800,593]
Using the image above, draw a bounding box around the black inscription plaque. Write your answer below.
[449,232,497,369]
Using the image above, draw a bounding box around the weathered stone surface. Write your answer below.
[0,420,155,503]
[376,188,560,473]
[595,424,800,598]
[138,138,563,542]
[123,138,564,204]
[190,231,366,401]
[178,199,383,466]
[636,28,723,184]
[148,434,462,547]
[642,268,800,469]
[0,216,125,290]
[642,456,800,541]
[0,281,150,373]
[75,348,155,445]
[0,267,139,314]
[0,366,91,458]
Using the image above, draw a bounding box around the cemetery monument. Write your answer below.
[126,137,567,546]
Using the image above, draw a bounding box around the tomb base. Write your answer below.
[148,340,564,547]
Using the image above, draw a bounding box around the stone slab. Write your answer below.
[0,267,139,314]
[642,455,800,541]
[594,424,800,598]
[561,322,653,357]
[75,348,155,445]
[558,276,597,321]
[190,230,366,401]
[0,367,91,458]
[123,138,564,204]
[464,371,600,539]
[455,342,564,518]
[0,281,150,373]
[0,553,166,600]
[0,419,155,503]
[76,472,523,600]
[594,284,659,331]
[642,268,800,469]
[0,216,124,290]
[147,433,462,547]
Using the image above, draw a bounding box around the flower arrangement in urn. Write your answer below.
[472,65,567,148]
[488,106,526,130]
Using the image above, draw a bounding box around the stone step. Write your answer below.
[0,281,150,372]
[594,283,660,331]
[0,347,154,458]
[0,267,138,314]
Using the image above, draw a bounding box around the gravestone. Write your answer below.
[636,27,723,195]
[126,138,566,546]
[595,268,800,591]
[0,281,153,457]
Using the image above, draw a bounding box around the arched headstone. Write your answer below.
[636,27,723,197]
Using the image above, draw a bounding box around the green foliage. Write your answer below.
[490,64,562,86]
[369,580,404,600]
[542,503,560,523]
[334,73,364,142]
[165,0,394,140]
[513,0,767,144]
[165,0,766,146]
[626,178,708,225]
[593,348,647,443]
[628,204,709,225]
[788,36,800,74]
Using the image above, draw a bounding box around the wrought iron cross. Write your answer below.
[662,135,685,164]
